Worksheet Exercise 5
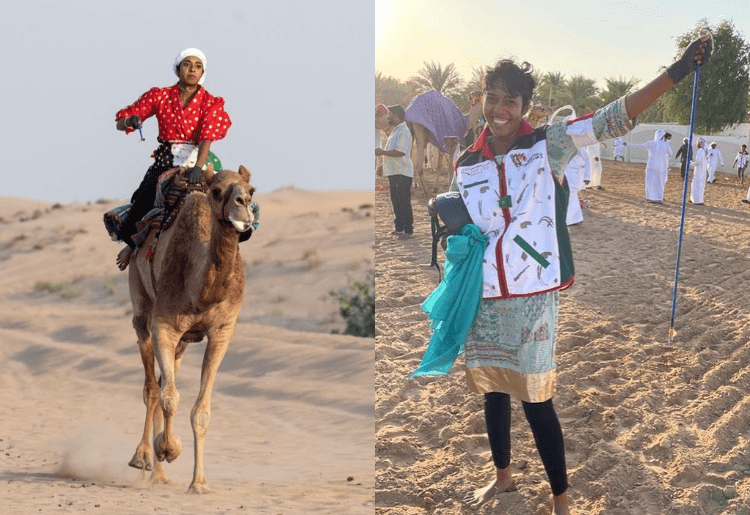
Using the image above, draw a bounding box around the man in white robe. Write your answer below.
[613,137,625,161]
[707,142,724,183]
[626,129,672,203]
[661,132,673,191]
[585,143,604,189]
[565,148,589,225]
[691,138,709,205]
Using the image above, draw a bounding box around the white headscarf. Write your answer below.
[173,48,207,85]
[698,137,707,148]
[654,129,665,141]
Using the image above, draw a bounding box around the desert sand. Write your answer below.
[0,187,374,514]
[376,162,750,514]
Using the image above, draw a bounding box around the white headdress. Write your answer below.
[173,48,206,85]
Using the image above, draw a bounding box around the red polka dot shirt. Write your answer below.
[115,83,232,143]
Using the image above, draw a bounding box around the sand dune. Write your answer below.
[0,187,374,514]
[376,163,750,514]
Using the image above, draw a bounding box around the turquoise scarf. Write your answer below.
[409,224,489,379]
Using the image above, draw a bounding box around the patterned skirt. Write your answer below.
[464,292,558,402]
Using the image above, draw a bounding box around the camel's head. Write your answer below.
[205,165,255,233]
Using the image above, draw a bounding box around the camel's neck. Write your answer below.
[162,194,242,311]
[200,217,241,303]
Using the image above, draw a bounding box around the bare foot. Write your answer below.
[116,245,133,271]
[553,491,570,515]
[463,467,516,508]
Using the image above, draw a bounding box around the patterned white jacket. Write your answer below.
[454,100,632,299]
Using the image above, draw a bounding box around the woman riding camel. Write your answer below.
[113,48,232,270]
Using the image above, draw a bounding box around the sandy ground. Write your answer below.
[376,162,750,514]
[0,186,374,514]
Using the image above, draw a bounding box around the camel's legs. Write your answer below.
[129,318,159,473]
[152,325,184,465]
[188,328,233,494]
[149,339,189,484]
[128,268,160,475]
[150,379,168,482]
[412,125,430,197]
[445,138,458,191]
[435,138,458,192]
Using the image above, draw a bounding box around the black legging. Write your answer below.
[119,141,174,248]
[484,392,568,496]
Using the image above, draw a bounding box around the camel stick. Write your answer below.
[669,63,701,342]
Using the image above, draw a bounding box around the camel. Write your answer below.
[525,101,554,128]
[405,90,471,196]
[127,165,255,493]
[411,124,460,195]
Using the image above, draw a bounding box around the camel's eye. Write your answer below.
[212,188,222,200]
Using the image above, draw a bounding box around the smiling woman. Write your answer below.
[409,35,712,515]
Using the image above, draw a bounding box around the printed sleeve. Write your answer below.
[545,97,634,180]
[197,97,232,142]
[115,87,161,135]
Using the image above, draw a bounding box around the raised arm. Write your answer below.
[624,34,712,120]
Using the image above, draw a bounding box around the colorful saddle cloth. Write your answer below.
[103,167,205,247]
[103,157,259,248]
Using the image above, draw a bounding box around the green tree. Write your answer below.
[449,67,488,113]
[538,71,566,107]
[559,75,599,114]
[638,96,666,124]
[662,19,750,133]
[375,71,413,107]
[408,61,463,100]
[599,76,640,105]
[467,66,486,92]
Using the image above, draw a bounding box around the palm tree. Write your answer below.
[599,76,640,105]
[559,75,599,114]
[409,61,463,98]
[539,72,565,107]
[466,66,486,93]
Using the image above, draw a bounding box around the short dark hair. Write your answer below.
[387,105,405,121]
[483,59,536,112]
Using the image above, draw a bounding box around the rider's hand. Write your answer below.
[126,115,142,129]
[186,166,204,184]
[667,34,713,84]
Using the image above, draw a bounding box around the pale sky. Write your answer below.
[4,1,373,203]
[376,0,749,89]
